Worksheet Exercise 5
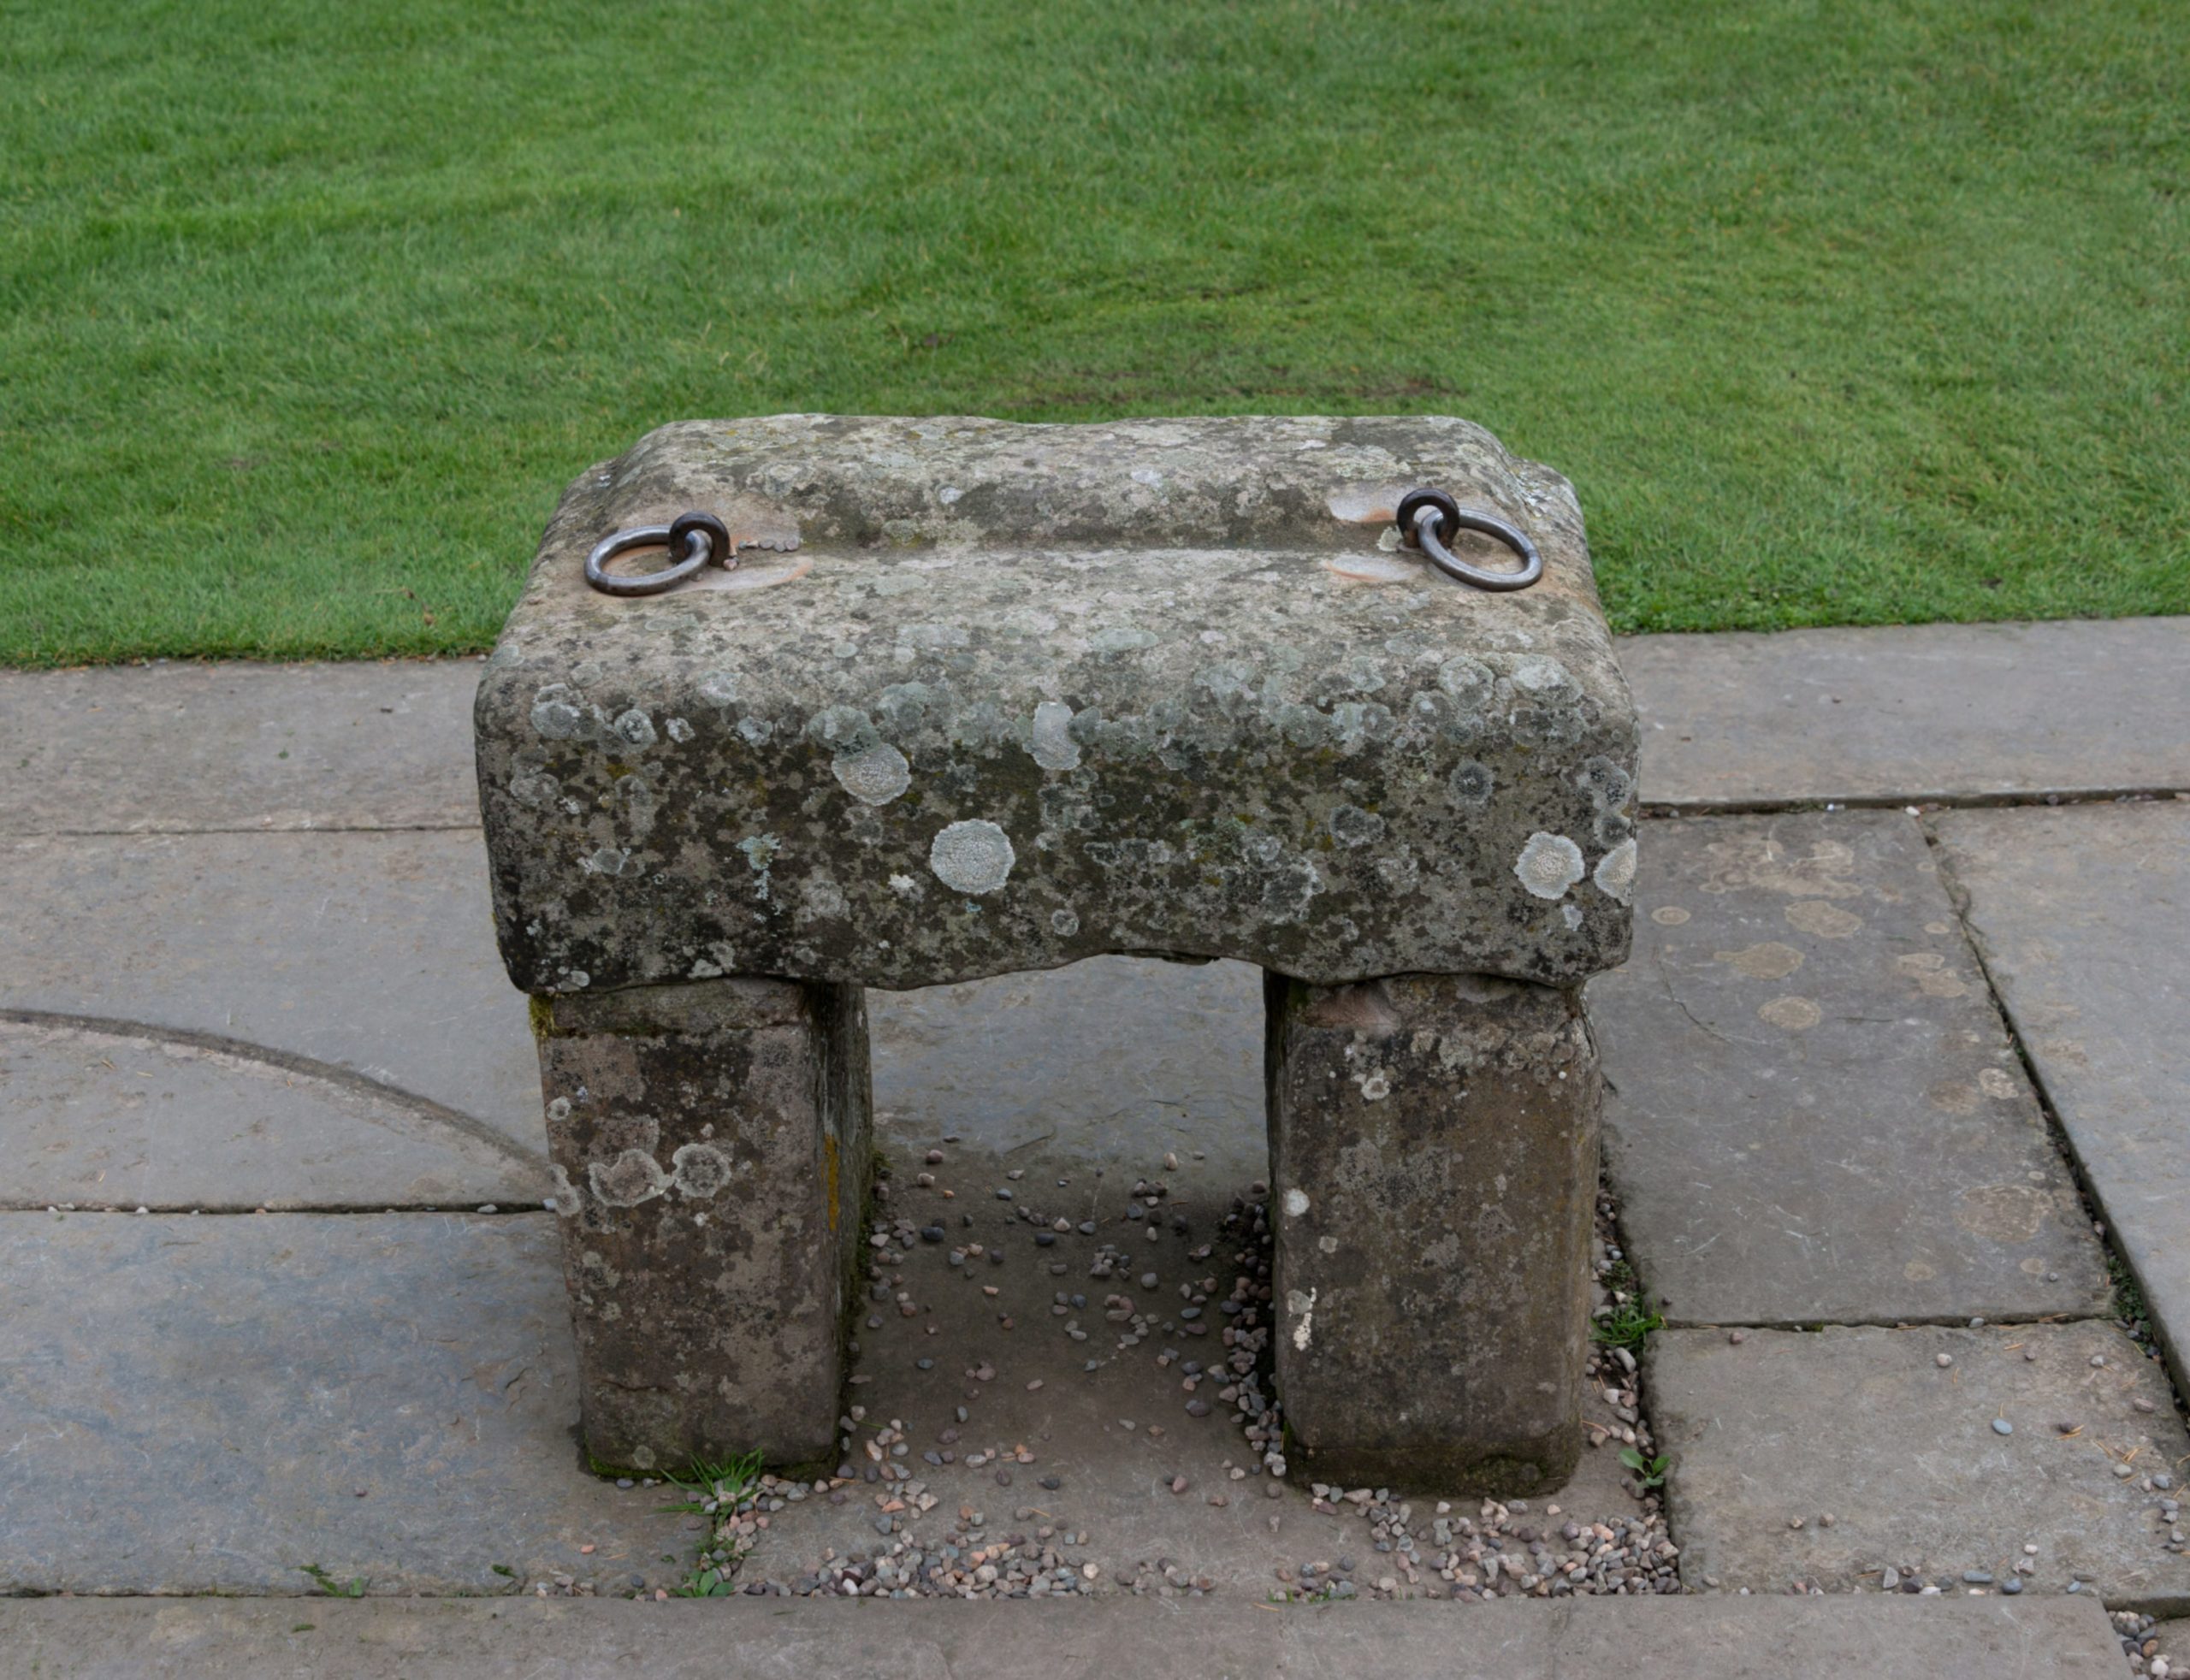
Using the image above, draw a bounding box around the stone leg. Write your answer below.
[534,977,872,1473]
[1264,970,1599,1494]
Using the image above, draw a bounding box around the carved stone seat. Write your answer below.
[476,414,1637,1492]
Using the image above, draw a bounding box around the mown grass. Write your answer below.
[2,0,2183,665]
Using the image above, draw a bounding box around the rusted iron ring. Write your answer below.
[584,512,733,597]
[1395,488,1542,592]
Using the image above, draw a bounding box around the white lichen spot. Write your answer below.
[1130,467,1163,487]
[1513,832,1586,900]
[670,1143,733,1199]
[889,873,924,900]
[1447,761,1495,809]
[1288,1287,1317,1352]
[548,1163,580,1217]
[589,1148,670,1206]
[611,707,658,749]
[1030,701,1081,771]
[1561,902,1584,931]
[1283,1188,1311,1217]
[938,485,963,505]
[832,742,912,805]
[1435,656,1495,707]
[1051,908,1080,937]
[799,878,849,922]
[1509,654,1577,698]
[1758,996,1824,1031]
[1317,1234,1340,1254]
[666,716,694,743]
[1357,1072,1391,1101]
[929,819,1015,896]
[1089,625,1158,654]
[1593,837,1638,905]
[736,714,772,744]
[583,846,636,878]
[530,684,588,740]
[696,671,740,707]
[738,834,781,900]
[546,1097,572,1123]
[564,969,590,990]
[508,768,559,808]
[1329,804,1386,848]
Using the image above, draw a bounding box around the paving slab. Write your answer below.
[735,1130,1657,1598]
[1589,810,2106,1327]
[0,1594,2133,1680]
[1624,617,2190,807]
[867,955,1265,1184]
[0,830,545,1180]
[0,660,483,836]
[0,1210,682,1595]
[1934,801,2190,1390]
[1649,1320,2190,1608]
[0,1016,541,1211]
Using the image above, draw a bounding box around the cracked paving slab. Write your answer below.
[1589,810,2108,1328]
[1933,800,2190,1395]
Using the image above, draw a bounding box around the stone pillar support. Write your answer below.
[1265,970,1600,1494]
[533,977,872,1473]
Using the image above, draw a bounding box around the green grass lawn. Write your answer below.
[2,0,2183,665]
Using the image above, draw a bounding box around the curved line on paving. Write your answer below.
[0,1008,548,1171]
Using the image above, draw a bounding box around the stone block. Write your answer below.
[536,977,873,1470]
[1650,1320,2190,1608]
[476,415,1637,997]
[1266,972,1599,1493]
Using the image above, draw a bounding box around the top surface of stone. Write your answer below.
[476,416,1637,993]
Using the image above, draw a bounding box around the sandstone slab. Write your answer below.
[0,830,542,1161]
[0,1015,541,1210]
[731,1130,1652,1599]
[476,415,1638,997]
[0,1594,2132,1680]
[1590,810,2106,1326]
[1624,617,2190,807]
[867,955,1266,1183]
[1934,800,2190,1386]
[0,660,482,836]
[0,1210,681,1595]
[1650,1320,2190,1608]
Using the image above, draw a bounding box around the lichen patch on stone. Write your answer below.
[928,819,1016,896]
[1593,837,1638,904]
[1514,832,1586,901]
[832,742,912,805]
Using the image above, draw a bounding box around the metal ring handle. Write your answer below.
[584,524,712,597]
[1395,488,1542,592]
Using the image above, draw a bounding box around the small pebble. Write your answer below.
[1992,1418,2014,1436]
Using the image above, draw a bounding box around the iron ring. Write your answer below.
[584,524,713,597]
[1395,489,1542,592]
